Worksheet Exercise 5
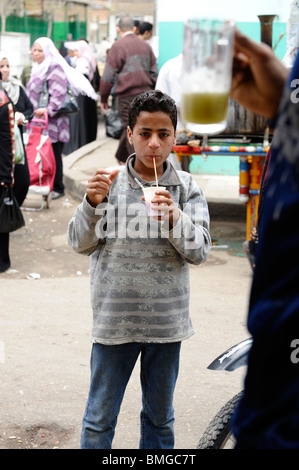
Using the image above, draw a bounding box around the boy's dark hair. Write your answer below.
[128,90,177,131]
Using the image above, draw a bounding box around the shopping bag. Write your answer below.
[105,109,123,139]
[38,80,79,115]
[26,125,56,191]
[0,185,25,233]
[13,122,25,164]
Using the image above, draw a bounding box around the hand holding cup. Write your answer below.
[143,187,180,227]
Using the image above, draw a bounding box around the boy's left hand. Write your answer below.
[145,189,180,227]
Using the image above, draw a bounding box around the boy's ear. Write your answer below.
[127,126,133,145]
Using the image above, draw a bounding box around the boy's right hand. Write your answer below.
[86,169,119,207]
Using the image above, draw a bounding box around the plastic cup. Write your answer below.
[181,19,235,135]
[142,186,166,217]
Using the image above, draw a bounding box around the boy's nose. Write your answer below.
[149,134,160,148]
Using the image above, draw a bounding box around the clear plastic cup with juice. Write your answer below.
[181,19,235,135]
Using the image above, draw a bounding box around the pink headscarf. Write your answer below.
[74,40,97,81]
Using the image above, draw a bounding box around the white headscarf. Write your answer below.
[0,53,25,105]
[30,37,98,100]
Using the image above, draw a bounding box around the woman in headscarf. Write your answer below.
[0,55,34,205]
[26,37,98,199]
[0,58,34,273]
[63,40,99,155]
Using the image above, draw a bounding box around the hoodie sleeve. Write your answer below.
[67,195,107,256]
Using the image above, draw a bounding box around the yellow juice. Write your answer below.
[182,92,229,124]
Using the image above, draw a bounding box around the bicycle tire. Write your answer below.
[197,391,243,449]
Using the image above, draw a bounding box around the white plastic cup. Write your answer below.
[142,186,166,217]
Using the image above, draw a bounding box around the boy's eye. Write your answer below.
[137,131,172,139]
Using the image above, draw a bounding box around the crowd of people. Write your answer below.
[0,17,157,272]
[1,12,299,451]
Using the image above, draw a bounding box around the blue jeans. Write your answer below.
[81,341,181,449]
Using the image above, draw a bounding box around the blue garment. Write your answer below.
[81,342,181,449]
[232,53,299,448]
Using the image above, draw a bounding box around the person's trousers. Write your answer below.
[81,341,181,449]
[0,232,10,272]
[52,141,64,194]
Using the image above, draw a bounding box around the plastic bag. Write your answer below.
[105,109,123,139]
[13,122,25,164]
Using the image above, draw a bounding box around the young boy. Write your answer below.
[67,90,211,449]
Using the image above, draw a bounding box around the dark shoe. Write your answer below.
[0,263,11,273]
[51,191,65,200]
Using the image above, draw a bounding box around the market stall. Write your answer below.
[172,138,268,240]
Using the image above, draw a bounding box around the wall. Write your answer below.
[0,32,31,77]
[157,0,291,176]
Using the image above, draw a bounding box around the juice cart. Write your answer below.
[172,139,269,240]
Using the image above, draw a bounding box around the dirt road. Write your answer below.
[0,191,251,449]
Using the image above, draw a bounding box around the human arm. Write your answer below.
[86,168,119,207]
[149,49,158,87]
[230,28,289,118]
[67,196,105,256]
[15,86,34,124]
[67,168,119,255]
[99,47,118,105]
[35,63,68,118]
[150,189,180,227]
[100,101,109,114]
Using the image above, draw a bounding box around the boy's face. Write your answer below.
[127,111,176,178]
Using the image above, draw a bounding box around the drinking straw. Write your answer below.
[153,157,159,187]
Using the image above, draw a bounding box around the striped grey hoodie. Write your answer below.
[67,155,211,345]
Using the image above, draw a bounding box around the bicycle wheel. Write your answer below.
[197,391,243,449]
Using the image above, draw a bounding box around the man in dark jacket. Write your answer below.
[100,15,158,163]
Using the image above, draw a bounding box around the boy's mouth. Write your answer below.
[148,154,160,159]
